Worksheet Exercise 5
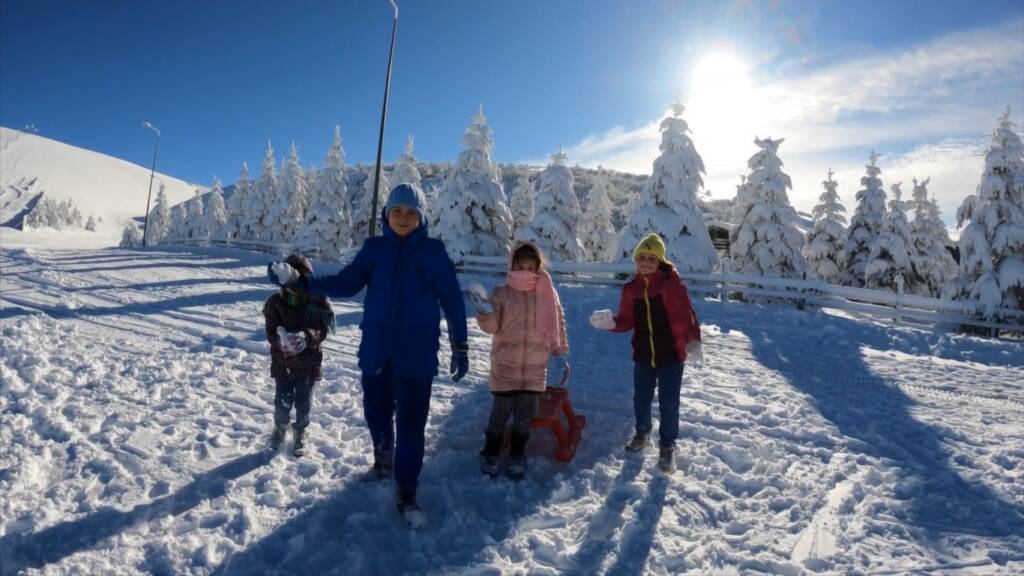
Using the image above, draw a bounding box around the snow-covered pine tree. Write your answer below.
[351,166,390,244]
[520,151,584,261]
[119,222,143,248]
[186,189,207,241]
[951,107,1024,317]
[206,178,228,241]
[85,215,96,231]
[581,173,617,261]
[908,177,957,297]
[801,168,847,283]
[145,182,172,246]
[729,137,810,279]
[393,134,423,193]
[168,203,187,241]
[276,142,308,246]
[225,163,253,242]
[252,140,277,242]
[618,103,717,272]
[297,126,352,260]
[842,151,887,287]
[509,175,535,234]
[434,105,514,259]
[865,182,916,292]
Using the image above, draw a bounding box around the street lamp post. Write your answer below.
[142,121,161,247]
[368,0,399,238]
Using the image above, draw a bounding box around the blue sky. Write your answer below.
[2,0,1022,222]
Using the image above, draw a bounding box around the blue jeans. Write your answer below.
[361,363,433,491]
[633,362,683,448]
[274,376,316,432]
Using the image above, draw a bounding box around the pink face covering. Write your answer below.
[507,270,562,350]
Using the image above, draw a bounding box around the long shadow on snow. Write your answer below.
[0,288,270,321]
[215,381,595,574]
[0,452,272,575]
[710,303,1024,538]
[62,276,267,293]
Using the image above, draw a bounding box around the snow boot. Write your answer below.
[480,432,502,477]
[624,433,650,453]
[396,488,425,528]
[292,429,308,457]
[657,446,675,473]
[507,431,529,481]
[269,423,288,450]
[360,448,393,482]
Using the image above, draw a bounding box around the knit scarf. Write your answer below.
[507,270,562,350]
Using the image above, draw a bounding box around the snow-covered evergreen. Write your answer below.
[908,177,957,297]
[520,151,584,261]
[509,175,535,234]
[23,196,85,230]
[253,140,277,242]
[119,222,142,248]
[186,189,207,241]
[276,142,308,245]
[296,126,352,260]
[206,178,227,241]
[618,103,717,272]
[952,108,1024,317]
[434,105,514,259]
[581,173,617,262]
[865,182,916,292]
[801,169,847,283]
[84,215,96,232]
[144,183,171,246]
[729,137,809,279]
[351,166,389,245]
[225,163,254,242]
[843,151,888,287]
[168,203,187,240]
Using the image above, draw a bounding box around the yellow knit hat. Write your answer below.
[633,233,667,263]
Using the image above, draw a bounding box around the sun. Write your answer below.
[690,51,751,97]
[683,49,763,188]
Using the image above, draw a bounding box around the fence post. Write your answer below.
[894,273,905,325]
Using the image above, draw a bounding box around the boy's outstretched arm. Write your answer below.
[436,249,468,345]
[305,246,372,299]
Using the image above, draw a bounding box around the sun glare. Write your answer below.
[684,50,763,192]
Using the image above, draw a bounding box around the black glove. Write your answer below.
[450,342,469,382]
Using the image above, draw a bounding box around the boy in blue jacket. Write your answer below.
[268,184,468,522]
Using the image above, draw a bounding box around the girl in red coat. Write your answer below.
[590,233,702,472]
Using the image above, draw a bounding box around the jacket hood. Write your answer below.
[507,240,548,271]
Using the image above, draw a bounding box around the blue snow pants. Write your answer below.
[360,362,433,491]
[633,362,683,448]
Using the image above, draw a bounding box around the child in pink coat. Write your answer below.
[469,241,568,479]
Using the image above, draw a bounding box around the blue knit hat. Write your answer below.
[384,183,426,223]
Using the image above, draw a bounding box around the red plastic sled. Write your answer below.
[507,363,587,462]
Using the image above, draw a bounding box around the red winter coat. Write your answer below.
[612,264,701,367]
[263,291,331,381]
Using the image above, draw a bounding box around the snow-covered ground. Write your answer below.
[1,242,1022,575]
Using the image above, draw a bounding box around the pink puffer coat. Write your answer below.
[477,285,568,393]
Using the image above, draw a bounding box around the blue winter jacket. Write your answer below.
[305,217,467,379]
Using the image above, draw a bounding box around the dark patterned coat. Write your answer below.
[263,291,332,381]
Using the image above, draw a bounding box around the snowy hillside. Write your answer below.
[1,243,1022,574]
[0,127,199,247]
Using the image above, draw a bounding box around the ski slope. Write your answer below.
[1,245,1023,575]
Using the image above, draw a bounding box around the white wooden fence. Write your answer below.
[458,255,1024,335]
[159,238,1024,335]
